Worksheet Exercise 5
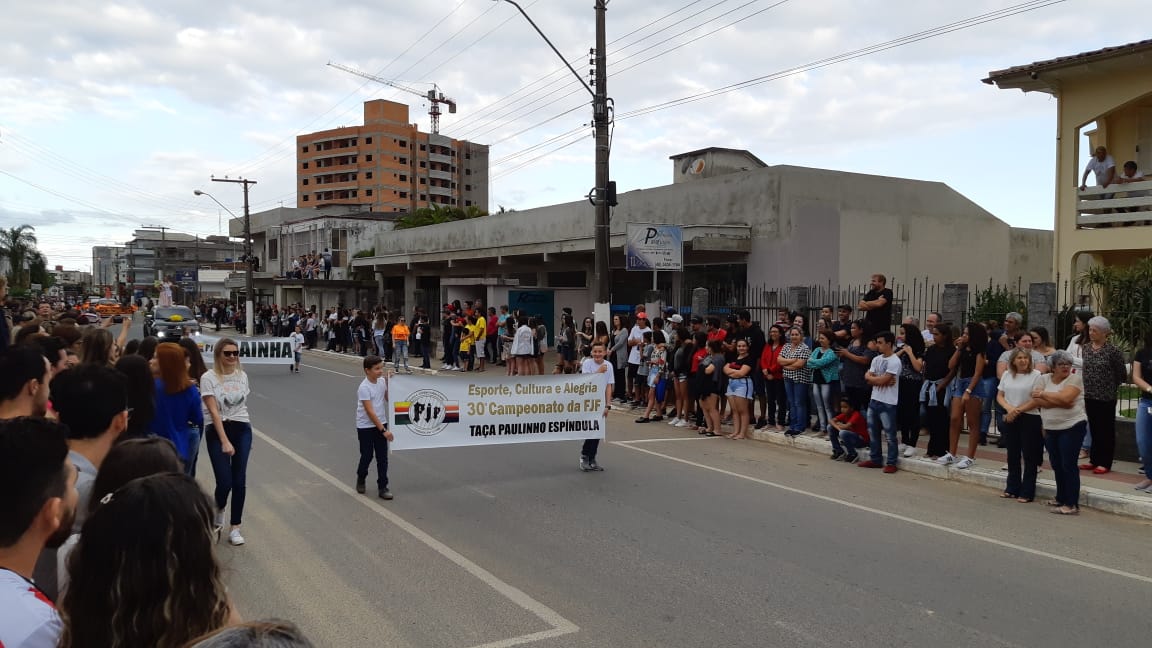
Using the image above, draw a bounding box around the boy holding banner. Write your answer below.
[356,356,394,499]
[579,342,614,472]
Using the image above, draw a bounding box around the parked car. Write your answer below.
[143,306,202,340]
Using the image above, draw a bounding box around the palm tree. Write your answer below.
[0,225,38,290]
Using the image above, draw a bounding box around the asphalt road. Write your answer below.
[144,327,1152,647]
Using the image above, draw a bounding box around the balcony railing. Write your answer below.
[1077,179,1152,228]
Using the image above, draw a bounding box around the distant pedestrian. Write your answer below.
[355,356,393,499]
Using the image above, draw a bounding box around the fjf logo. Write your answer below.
[394,389,459,436]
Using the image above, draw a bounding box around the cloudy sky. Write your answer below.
[0,0,1141,272]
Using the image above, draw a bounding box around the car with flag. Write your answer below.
[143,305,202,340]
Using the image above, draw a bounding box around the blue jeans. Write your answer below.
[867,400,899,466]
[394,340,409,371]
[784,379,809,432]
[205,421,253,526]
[839,430,865,457]
[811,382,839,432]
[979,376,998,441]
[185,424,203,478]
[357,427,390,490]
[1136,398,1152,477]
[1044,421,1088,508]
[374,335,386,357]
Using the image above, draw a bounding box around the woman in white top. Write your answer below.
[1021,349,1088,516]
[997,348,1043,503]
[202,338,254,545]
[510,316,537,376]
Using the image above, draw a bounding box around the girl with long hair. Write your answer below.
[114,354,155,440]
[722,339,755,439]
[895,323,926,457]
[148,344,204,475]
[58,474,236,648]
[202,338,254,546]
[696,340,726,436]
[760,325,787,432]
[807,330,841,438]
[922,325,956,460]
[941,322,988,469]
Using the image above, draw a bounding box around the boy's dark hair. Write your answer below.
[0,417,70,547]
[363,355,383,370]
[642,331,654,341]
[52,365,128,440]
[0,346,48,403]
[30,335,67,368]
[839,397,854,408]
[88,437,183,512]
[874,331,896,346]
[1124,160,1138,170]
[736,309,752,323]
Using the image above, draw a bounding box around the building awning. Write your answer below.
[983,39,1152,94]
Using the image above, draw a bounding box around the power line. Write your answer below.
[489,0,1067,180]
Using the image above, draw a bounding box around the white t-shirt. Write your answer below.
[627,324,649,365]
[998,369,1041,414]
[1085,155,1115,186]
[1036,373,1087,431]
[356,377,388,429]
[580,352,617,398]
[511,325,535,356]
[200,370,250,423]
[290,332,305,352]
[868,353,901,405]
[0,569,62,648]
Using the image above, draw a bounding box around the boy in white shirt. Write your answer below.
[579,342,614,471]
[859,331,902,473]
[355,356,394,499]
[289,325,305,373]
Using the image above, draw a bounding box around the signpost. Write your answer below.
[625,223,683,293]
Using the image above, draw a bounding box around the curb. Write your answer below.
[302,348,452,377]
[742,426,1152,520]
[607,404,1152,520]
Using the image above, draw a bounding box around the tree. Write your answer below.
[394,204,489,230]
[967,283,1027,327]
[1077,256,1152,351]
[28,251,54,291]
[0,224,39,290]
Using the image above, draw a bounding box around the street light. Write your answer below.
[194,189,235,234]
[195,183,256,337]
[495,0,612,310]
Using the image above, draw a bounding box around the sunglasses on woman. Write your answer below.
[222,350,240,357]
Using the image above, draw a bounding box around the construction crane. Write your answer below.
[327,62,457,134]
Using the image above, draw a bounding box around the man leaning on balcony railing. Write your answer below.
[1079,146,1116,194]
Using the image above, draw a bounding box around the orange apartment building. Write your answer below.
[296,99,489,213]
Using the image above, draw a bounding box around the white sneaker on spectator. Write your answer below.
[228,528,246,546]
[903,446,915,458]
[667,417,680,426]
[675,420,688,427]
[935,452,955,465]
[898,443,906,454]
[955,456,974,469]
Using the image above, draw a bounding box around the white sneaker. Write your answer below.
[935,452,955,465]
[675,420,688,428]
[898,443,906,454]
[955,456,974,470]
[903,446,915,458]
[214,510,225,528]
[667,417,680,426]
[228,528,246,546]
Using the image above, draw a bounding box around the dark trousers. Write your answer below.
[765,377,787,426]
[1085,398,1117,469]
[924,402,950,457]
[357,427,390,490]
[613,365,626,399]
[1045,421,1088,508]
[897,379,923,447]
[582,438,600,460]
[1002,414,1044,499]
[421,340,431,368]
[205,421,253,526]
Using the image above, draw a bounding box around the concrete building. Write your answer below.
[984,39,1152,288]
[121,230,239,293]
[91,246,126,290]
[297,99,489,214]
[352,147,1053,333]
[49,267,92,289]
[225,206,398,311]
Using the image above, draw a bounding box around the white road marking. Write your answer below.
[299,364,359,378]
[252,428,579,646]
[613,441,1152,585]
[467,485,498,499]
[615,437,720,444]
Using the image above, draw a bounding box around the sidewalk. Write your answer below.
[608,401,1152,520]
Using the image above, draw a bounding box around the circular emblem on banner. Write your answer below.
[398,389,458,436]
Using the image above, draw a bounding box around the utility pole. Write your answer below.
[592,0,611,307]
[211,177,257,337]
[498,0,613,307]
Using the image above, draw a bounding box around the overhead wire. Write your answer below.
[489,0,1067,180]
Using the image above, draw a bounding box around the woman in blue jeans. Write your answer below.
[202,338,254,546]
[1132,331,1152,491]
[806,331,841,434]
[1027,350,1088,515]
[778,327,812,437]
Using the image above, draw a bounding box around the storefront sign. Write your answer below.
[625,224,683,271]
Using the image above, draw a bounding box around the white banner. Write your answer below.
[198,336,295,365]
[388,373,608,450]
